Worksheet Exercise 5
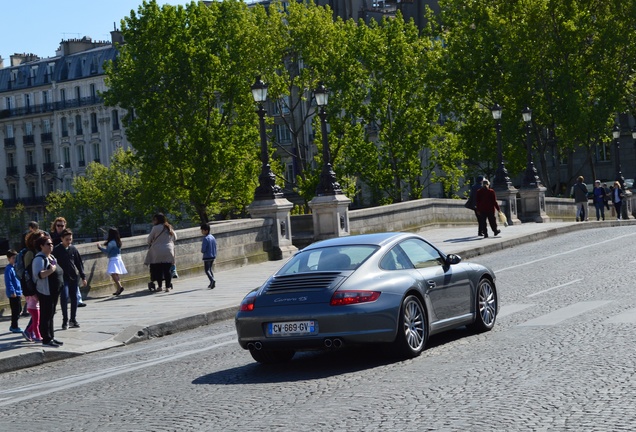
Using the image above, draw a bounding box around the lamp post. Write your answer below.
[521,107,541,188]
[491,103,511,190]
[612,124,624,188]
[251,77,282,200]
[314,83,341,195]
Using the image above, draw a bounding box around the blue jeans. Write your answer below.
[204,259,215,285]
[60,280,79,323]
[594,200,605,220]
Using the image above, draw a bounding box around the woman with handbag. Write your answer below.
[145,213,178,293]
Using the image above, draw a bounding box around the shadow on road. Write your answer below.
[193,327,477,385]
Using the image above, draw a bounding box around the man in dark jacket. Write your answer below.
[465,175,484,236]
[475,179,501,238]
[52,229,87,329]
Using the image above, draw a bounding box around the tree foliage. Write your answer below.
[427,0,636,194]
[104,0,272,222]
[46,149,145,236]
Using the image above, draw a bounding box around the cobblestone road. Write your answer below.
[0,227,634,431]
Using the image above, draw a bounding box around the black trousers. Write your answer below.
[38,286,60,343]
[477,212,498,236]
[9,296,22,329]
[150,263,172,288]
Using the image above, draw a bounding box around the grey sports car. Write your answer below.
[235,232,498,364]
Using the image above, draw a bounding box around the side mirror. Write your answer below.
[445,254,462,266]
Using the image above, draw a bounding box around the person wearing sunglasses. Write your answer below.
[49,216,67,247]
[32,235,65,348]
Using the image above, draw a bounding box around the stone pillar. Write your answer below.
[308,194,351,240]
[494,186,521,225]
[247,198,297,260]
[518,186,550,223]
[622,190,632,220]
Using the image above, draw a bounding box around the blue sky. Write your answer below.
[0,0,189,63]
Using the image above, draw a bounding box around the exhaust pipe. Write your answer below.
[333,338,343,349]
[248,342,263,350]
[324,338,333,348]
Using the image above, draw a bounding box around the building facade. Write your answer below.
[0,33,130,221]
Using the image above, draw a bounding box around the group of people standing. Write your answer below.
[4,213,219,347]
[4,217,89,347]
[574,176,625,221]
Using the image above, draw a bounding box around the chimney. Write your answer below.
[111,22,125,45]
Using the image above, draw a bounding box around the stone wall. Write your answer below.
[0,219,272,311]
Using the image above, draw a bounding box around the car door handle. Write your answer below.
[427,280,436,289]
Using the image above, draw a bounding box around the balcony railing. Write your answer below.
[6,166,18,176]
[0,96,103,119]
[42,162,56,173]
[22,135,35,146]
[4,137,15,148]
[25,164,37,175]
[41,132,53,142]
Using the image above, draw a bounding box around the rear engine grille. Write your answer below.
[266,273,341,292]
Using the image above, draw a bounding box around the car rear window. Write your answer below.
[278,245,379,274]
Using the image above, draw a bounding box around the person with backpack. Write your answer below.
[53,229,87,329]
[4,250,23,335]
[22,231,45,342]
[32,234,64,348]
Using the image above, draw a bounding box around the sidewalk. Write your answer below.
[1,220,633,373]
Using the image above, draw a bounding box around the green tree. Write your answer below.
[346,13,457,203]
[427,0,636,194]
[104,0,274,222]
[46,149,145,236]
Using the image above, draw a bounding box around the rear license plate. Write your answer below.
[267,321,317,336]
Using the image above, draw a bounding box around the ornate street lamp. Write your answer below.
[314,83,342,195]
[491,103,511,189]
[612,124,624,188]
[251,77,282,200]
[521,107,541,188]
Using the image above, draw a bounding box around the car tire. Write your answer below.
[249,348,295,364]
[393,294,427,358]
[470,277,497,333]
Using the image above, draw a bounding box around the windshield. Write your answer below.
[277,245,379,275]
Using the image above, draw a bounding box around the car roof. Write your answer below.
[302,232,414,250]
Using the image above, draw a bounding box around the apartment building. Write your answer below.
[0,32,130,221]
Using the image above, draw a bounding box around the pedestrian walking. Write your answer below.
[53,229,87,329]
[97,227,127,296]
[611,180,625,220]
[464,175,484,236]
[475,179,501,238]
[200,223,217,289]
[32,235,64,347]
[572,176,588,221]
[592,180,606,221]
[145,213,177,293]
[4,250,23,334]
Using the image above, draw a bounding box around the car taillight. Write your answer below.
[330,290,380,306]
[239,296,256,312]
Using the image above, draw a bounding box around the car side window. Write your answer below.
[399,238,442,269]
[380,248,413,270]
